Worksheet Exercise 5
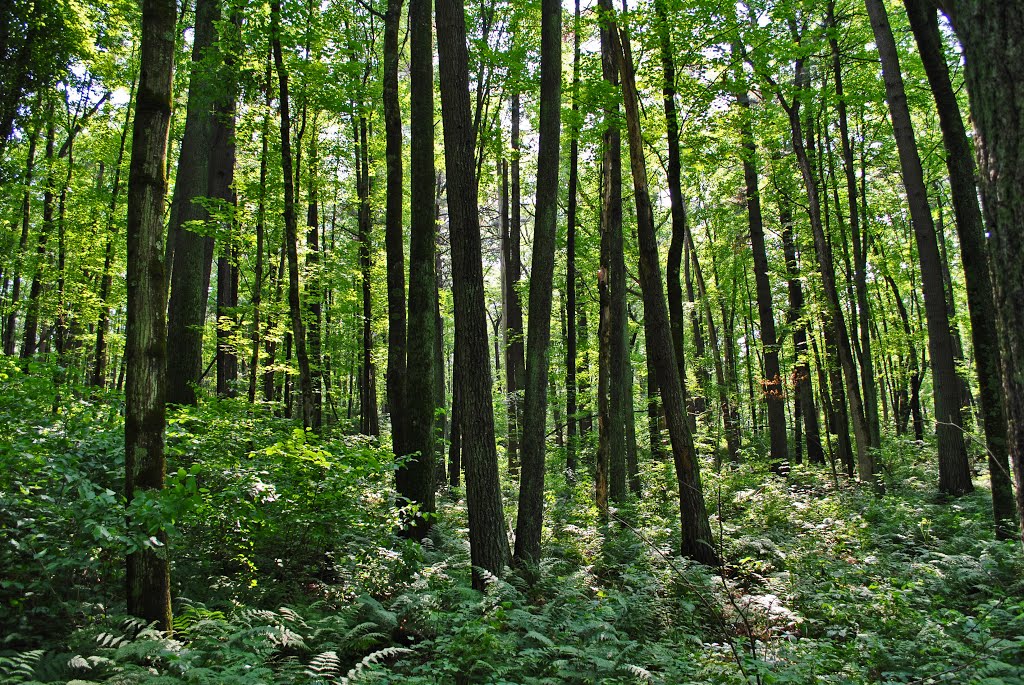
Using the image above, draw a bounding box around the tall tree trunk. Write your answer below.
[303,116,322,426]
[781,202,824,464]
[436,0,510,585]
[565,0,581,478]
[598,0,628,509]
[938,0,1024,542]
[656,0,691,407]
[93,75,135,386]
[383,0,407,454]
[271,0,315,430]
[356,116,378,436]
[213,13,239,398]
[865,0,971,495]
[401,0,438,538]
[829,4,880,451]
[4,122,39,356]
[22,106,55,361]
[166,0,219,406]
[781,54,874,485]
[688,226,739,464]
[734,76,788,471]
[124,0,174,632]
[248,56,272,404]
[616,18,717,564]
[905,0,1015,534]
[514,0,561,564]
[505,94,526,473]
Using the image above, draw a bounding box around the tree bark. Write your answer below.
[384,0,407,454]
[514,0,561,565]
[400,0,438,538]
[905,0,1016,535]
[865,0,971,495]
[165,0,219,406]
[124,0,174,632]
[271,0,315,430]
[616,19,716,564]
[436,0,510,586]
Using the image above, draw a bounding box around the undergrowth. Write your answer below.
[2,357,1023,683]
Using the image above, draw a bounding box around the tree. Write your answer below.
[935,0,1024,541]
[616,9,717,566]
[271,0,316,430]
[383,0,407,457]
[904,0,1015,536]
[165,0,220,407]
[513,0,561,565]
[436,0,510,585]
[399,0,439,538]
[865,0,971,495]
[124,0,175,632]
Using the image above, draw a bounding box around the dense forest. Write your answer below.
[2,0,1023,681]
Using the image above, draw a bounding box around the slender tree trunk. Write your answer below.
[22,108,55,361]
[656,0,691,410]
[384,0,408,454]
[616,18,717,564]
[4,122,39,356]
[93,76,135,386]
[356,116,378,436]
[598,0,628,508]
[248,56,272,404]
[401,0,438,538]
[514,0,561,564]
[303,116,322,426]
[565,0,581,478]
[505,94,526,473]
[734,79,788,471]
[213,13,239,398]
[905,0,1015,534]
[271,0,315,429]
[437,0,510,585]
[865,0,971,495]
[781,203,824,464]
[782,56,874,485]
[166,0,219,406]
[688,226,739,464]
[124,0,174,632]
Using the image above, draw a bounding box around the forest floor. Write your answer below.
[2,357,1023,684]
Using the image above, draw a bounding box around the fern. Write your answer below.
[0,649,44,683]
[339,646,412,684]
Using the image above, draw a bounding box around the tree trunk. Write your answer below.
[21,109,54,361]
[939,0,1024,542]
[271,0,315,430]
[4,122,39,356]
[735,79,788,472]
[436,0,510,585]
[93,76,135,386]
[166,0,219,406]
[781,203,824,464]
[782,55,874,485]
[905,0,1015,533]
[400,0,438,538]
[384,0,407,454]
[213,13,239,398]
[616,18,717,564]
[565,0,581,479]
[514,0,561,564]
[248,56,271,404]
[124,0,174,632]
[865,0,971,495]
[598,0,628,508]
